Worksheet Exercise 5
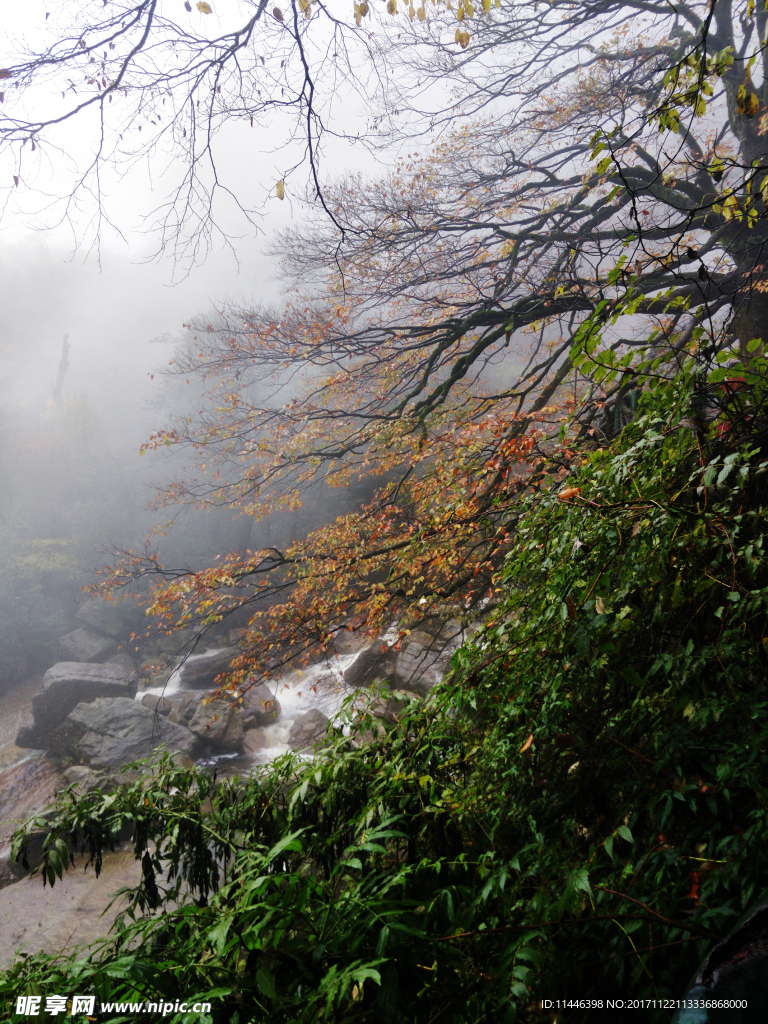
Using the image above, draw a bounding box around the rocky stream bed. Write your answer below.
[0,600,463,966]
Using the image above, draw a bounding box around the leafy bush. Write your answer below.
[4,366,768,1023]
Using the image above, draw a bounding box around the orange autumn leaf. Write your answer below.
[558,487,582,501]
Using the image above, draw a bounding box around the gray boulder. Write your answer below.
[138,659,173,690]
[342,641,395,688]
[106,652,137,674]
[51,697,199,770]
[371,689,422,724]
[141,693,174,716]
[143,689,207,727]
[242,728,271,756]
[14,716,48,750]
[58,628,115,663]
[240,681,281,727]
[189,697,243,752]
[162,688,207,729]
[76,599,133,639]
[54,765,109,799]
[340,631,452,696]
[288,709,329,752]
[15,662,137,748]
[392,632,451,696]
[177,647,239,688]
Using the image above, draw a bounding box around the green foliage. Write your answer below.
[5,367,768,1022]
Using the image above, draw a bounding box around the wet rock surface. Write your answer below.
[0,758,58,844]
[50,697,199,770]
[189,696,244,752]
[0,756,59,889]
[177,647,239,688]
[240,680,281,727]
[58,627,116,663]
[106,651,137,674]
[341,628,459,697]
[288,708,329,751]
[0,845,142,968]
[141,692,174,716]
[242,728,271,755]
[342,640,392,689]
[17,662,136,747]
[142,689,207,727]
[393,632,452,696]
[672,895,768,1021]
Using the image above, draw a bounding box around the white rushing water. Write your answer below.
[136,643,376,774]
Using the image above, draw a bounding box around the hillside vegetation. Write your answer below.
[5,358,768,1023]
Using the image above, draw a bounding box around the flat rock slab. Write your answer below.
[19,663,137,746]
[58,628,115,663]
[52,697,199,771]
[0,757,59,847]
[0,756,61,890]
[0,742,43,774]
[0,845,141,968]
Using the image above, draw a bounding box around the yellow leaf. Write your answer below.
[387,0,397,12]
[457,4,465,19]
[276,179,285,200]
[417,3,426,18]
[196,1,212,12]
[482,0,491,10]
[409,3,415,17]
[455,26,461,41]
[736,82,747,115]
[458,30,470,47]
[520,733,534,754]
[465,0,475,15]
[745,92,760,118]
